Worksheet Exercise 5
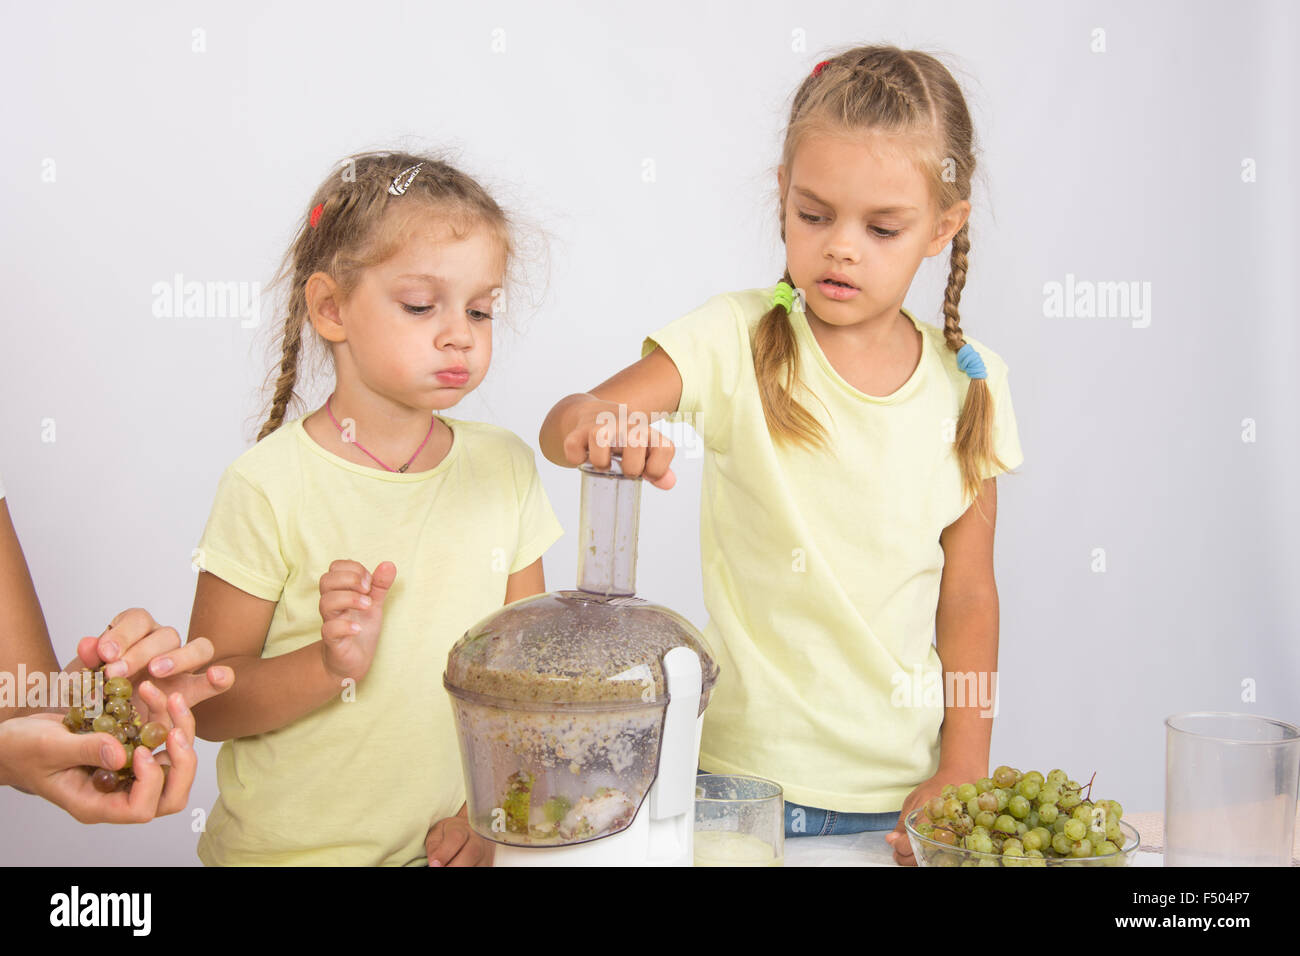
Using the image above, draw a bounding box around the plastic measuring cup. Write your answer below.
[1164,712,1300,866]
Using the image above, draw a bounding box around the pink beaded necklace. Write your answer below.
[325,393,437,473]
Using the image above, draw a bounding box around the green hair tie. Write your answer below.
[772,281,796,311]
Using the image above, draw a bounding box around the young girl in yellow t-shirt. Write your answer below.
[540,46,1023,865]
[188,151,564,865]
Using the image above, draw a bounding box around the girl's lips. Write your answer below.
[436,370,470,385]
[817,279,860,301]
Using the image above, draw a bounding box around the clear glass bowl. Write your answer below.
[903,808,1141,867]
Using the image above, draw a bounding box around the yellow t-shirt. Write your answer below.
[642,287,1024,812]
[192,411,564,865]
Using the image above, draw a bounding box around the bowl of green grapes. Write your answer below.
[904,765,1140,867]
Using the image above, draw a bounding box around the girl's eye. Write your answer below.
[467,309,494,322]
[798,211,899,239]
[403,304,433,315]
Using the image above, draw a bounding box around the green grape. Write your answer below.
[1015,821,1028,836]
[971,825,989,837]
[1022,770,1045,786]
[1059,790,1081,809]
[926,796,945,820]
[140,722,168,750]
[966,833,994,854]
[993,766,1019,788]
[1046,768,1067,787]
[106,697,131,719]
[1096,840,1119,856]
[1064,818,1087,841]
[1106,799,1124,819]
[942,797,964,819]
[1051,832,1073,855]
[104,677,133,699]
[1001,838,1024,857]
[1070,840,1093,858]
[1008,795,1030,819]
[1087,829,1106,849]
[1022,830,1044,852]
[974,777,995,794]
[1038,803,1059,824]
[1106,822,1123,844]
[1065,779,1081,791]
[1038,786,1061,805]
[966,798,982,818]
[1032,827,1053,848]
[92,714,119,735]
[916,822,934,836]
[1072,804,1094,823]
[1025,809,1040,829]
[975,811,997,829]
[91,768,119,793]
[956,783,978,803]
[994,789,1010,812]
[1052,816,1068,835]
[542,795,572,824]
[993,814,1017,834]
[1015,779,1041,800]
[941,784,957,799]
[977,791,999,812]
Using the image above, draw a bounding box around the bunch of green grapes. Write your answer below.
[62,667,170,793]
[912,766,1126,866]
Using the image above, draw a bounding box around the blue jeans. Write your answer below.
[783,801,900,838]
[697,770,900,838]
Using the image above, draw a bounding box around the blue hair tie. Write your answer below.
[956,343,987,380]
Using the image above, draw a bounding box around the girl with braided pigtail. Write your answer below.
[187,151,564,866]
[542,46,1023,864]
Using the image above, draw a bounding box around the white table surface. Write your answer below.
[782,828,1165,866]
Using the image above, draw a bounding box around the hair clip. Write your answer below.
[309,202,325,229]
[388,163,424,196]
[812,60,830,76]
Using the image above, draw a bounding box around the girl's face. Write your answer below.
[778,130,968,326]
[311,221,504,412]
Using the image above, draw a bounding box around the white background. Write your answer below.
[1,0,1296,864]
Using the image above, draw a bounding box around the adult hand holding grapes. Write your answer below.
[0,689,199,823]
[71,607,233,732]
[318,560,397,682]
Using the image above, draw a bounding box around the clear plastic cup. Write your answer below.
[1164,712,1300,866]
[694,774,784,867]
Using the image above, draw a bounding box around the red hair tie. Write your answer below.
[309,202,324,229]
[812,60,830,76]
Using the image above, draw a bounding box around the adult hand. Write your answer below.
[0,690,199,823]
[69,607,233,730]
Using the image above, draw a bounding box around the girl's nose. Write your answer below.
[824,226,861,263]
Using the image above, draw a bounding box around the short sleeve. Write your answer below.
[640,293,749,451]
[980,362,1025,480]
[194,466,289,601]
[509,447,565,575]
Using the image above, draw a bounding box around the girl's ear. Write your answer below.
[925,199,971,257]
[305,272,346,343]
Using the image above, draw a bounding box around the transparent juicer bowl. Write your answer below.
[444,460,717,848]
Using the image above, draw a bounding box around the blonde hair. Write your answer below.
[757,46,1012,511]
[252,150,515,442]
